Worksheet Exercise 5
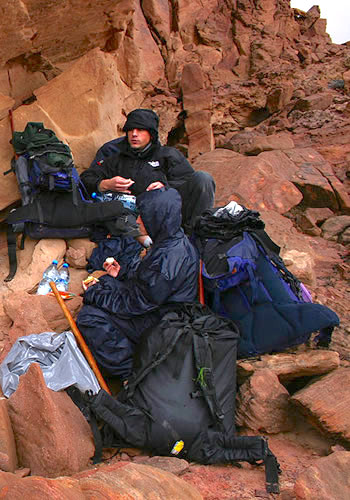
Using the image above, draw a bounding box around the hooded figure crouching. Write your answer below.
[77,187,199,380]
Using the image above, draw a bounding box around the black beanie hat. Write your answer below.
[123,108,159,141]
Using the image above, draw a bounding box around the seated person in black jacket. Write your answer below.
[76,187,199,380]
[81,108,215,232]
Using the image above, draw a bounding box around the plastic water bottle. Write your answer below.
[36,259,60,295]
[92,191,137,213]
[56,263,70,292]
[91,191,112,202]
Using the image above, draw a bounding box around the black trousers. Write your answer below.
[176,171,216,229]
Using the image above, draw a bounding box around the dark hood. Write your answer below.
[137,188,183,242]
[122,109,159,142]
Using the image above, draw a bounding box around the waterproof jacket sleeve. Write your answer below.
[80,153,122,195]
[89,138,124,168]
[82,268,174,318]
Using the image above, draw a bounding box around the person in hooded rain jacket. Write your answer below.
[80,108,215,232]
[76,187,199,380]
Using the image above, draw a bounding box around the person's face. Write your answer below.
[136,215,147,236]
[127,128,151,149]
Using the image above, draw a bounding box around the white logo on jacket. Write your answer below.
[148,161,160,167]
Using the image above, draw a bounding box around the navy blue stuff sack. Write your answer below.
[201,230,339,358]
[29,153,80,194]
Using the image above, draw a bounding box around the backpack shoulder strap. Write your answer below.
[4,224,18,282]
[192,329,225,429]
[126,324,186,398]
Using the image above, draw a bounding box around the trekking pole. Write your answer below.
[49,280,111,395]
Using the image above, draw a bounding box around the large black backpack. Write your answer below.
[193,206,339,358]
[78,304,280,494]
[3,122,136,281]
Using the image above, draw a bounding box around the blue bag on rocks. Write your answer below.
[194,205,340,358]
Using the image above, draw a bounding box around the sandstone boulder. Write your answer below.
[0,399,17,472]
[344,69,350,93]
[292,93,334,112]
[0,94,15,121]
[244,133,295,155]
[340,226,350,244]
[2,238,66,293]
[266,85,294,113]
[192,148,303,213]
[0,234,90,296]
[284,148,350,212]
[236,369,296,433]
[291,368,350,445]
[281,249,316,286]
[0,471,85,499]
[181,63,214,160]
[220,131,295,155]
[320,215,350,242]
[185,110,214,160]
[75,462,203,499]
[296,207,334,236]
[294,451,350,500]
[1,291,82,361]
[28,49,134,170]
[218,130,258,154]
[116,0,165,92]
[0,461,203,499]
[142,0,171,44]
[237,350,340,383]
[65,247,89,270]
[133,456,190,476]
[7,363,94,478]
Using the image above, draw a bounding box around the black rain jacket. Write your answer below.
[81,137,195,196]
[82,187,198,315]
[76,188,199,378]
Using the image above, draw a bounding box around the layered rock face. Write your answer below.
[0,0,348,350]
[0,1,349,499]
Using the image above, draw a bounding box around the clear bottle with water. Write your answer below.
[56,263,70,292]
[91,191,111,202]
[92,191,137,213]
[36,259,60,295]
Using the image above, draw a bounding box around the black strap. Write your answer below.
[4,224,17,282]
[35,199,45,224]
[90,414,104,464]
[3,165,15,176]
[19,230,26,250]
[126,325,185,398]
[264,446,281,494]
[49,173,55,191]
[65,387,104,464]
[171,329,192,379]
[193,331,225,429]
[250,228,281,257]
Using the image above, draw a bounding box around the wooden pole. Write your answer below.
[198,259,205,305]
[49,281,111,394]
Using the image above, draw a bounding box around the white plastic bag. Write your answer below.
[0,331,100,398]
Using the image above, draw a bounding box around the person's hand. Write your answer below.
[146,181,165,191]
[103,258,121,278]
[82,275,100,291]
[99,176,134,193]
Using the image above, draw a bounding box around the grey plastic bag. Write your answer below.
[0,331,100,398]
